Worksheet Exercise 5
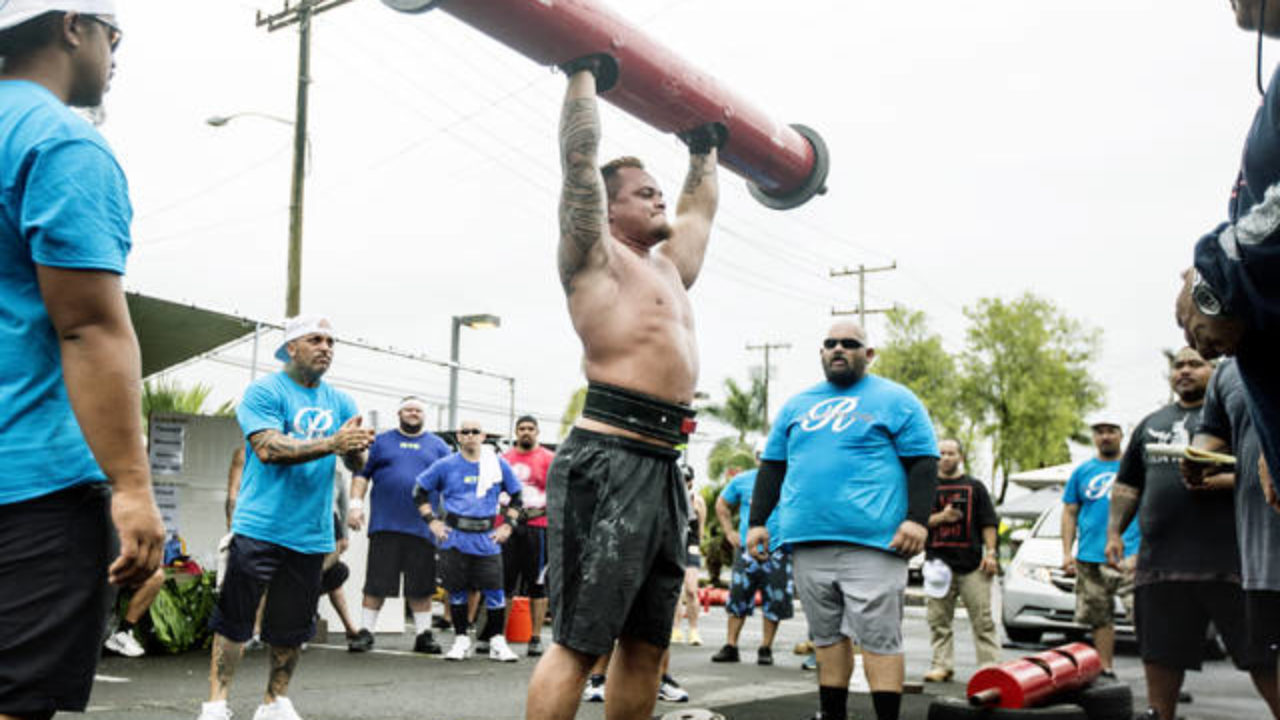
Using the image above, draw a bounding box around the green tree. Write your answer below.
[873,307,973,442]
[559,385,587,439]
[706,436,755,483]
[701,376,767,442]
[960,293,1104,501]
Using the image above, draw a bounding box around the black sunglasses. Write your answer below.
[84,15,122,52]
[822,338,863,350]
[458,429,483,436]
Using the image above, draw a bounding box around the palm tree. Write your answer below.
[700,376,768,442]
[141,379,234,430]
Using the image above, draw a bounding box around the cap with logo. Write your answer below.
[274,315,334,363]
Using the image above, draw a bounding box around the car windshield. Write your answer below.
[1032,503,1063,539]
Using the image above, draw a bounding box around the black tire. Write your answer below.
[1004,626,1043,644]
[928,696,1088,720]
[1061,679,1133,720]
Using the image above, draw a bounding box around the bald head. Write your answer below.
[821,321,874,386]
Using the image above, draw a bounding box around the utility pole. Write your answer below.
[830,261,898,327]
[746,341,791,428]
[257,0,352,317]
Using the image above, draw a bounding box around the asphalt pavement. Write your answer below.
[84,589,1270,720]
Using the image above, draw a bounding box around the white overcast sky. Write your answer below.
[102,0,1267,462]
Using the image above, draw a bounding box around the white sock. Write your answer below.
[362,607,380,632]
[413,611,433,635]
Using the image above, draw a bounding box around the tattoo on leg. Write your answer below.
[267,645,301,700]
[211,635,243,699]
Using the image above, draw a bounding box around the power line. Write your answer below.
[745,341,791,425]
[830,261,898,326]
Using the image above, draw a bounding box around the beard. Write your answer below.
[517,438,535,450]
[400,420,423,434]
[823,356,866,387]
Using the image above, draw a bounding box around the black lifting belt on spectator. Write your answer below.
[445,514,495,532]
[582,381,697,445]
[902,455,939,526]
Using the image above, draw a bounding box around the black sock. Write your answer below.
[450,603,469,637]
[118,620,135,633]
[871,691,901,720]
[480,606,505,641]
[819,685,848,720]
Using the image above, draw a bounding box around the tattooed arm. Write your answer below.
[557,69,608,291]
[247,415,373,467]
[662,149,719,288]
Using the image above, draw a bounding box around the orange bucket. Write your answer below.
[505,596,532,643]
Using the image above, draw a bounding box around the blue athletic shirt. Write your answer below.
[721,469,783,552]
[1061,457,1140,563]
[360,429,450,539]
[233,371,358,554]
[415,452,521,557]
[0,80,133,505]
[763,375,939,551]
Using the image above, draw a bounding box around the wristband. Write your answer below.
[350,499,364,510]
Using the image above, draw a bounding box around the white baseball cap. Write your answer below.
[1087,413,1124,431]
[0,1,117,32]
[922,558,952,599]
[274,315,334,362]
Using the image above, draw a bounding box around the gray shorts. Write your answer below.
[793,542,907,654]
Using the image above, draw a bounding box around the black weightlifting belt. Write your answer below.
[444,514,495,532]
[582,381,697,445]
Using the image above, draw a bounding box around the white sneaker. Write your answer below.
[582,674,605,703]
[197,700,233,720]
[488,635,518,662]
[658,675,689,703]
[105,629,145,657]
[252,696,303,720]
[444,635,472,661]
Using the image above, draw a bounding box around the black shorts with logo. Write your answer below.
[0,483,114,718]
[546,428,686,657]
[363,531,436,599]
[210,535,324,647]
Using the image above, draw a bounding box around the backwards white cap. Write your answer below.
[0,1,118,32]
[274,314,334,363]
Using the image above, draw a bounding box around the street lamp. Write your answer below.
[449,313,501,430]
[206,107,310,318]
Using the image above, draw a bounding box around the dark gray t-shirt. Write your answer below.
[1116,402,1239,584]
[1199,359,1280,591]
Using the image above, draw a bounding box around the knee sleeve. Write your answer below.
[483,588,505,609]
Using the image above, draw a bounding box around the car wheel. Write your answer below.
[1004,626,1042,644]
[927,697,1088,720]
[1060,678,1133,720]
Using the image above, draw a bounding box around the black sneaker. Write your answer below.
[757,646,774,666]
[413,630,442,654]
[711,644,740,663]
[348,628,374,653]
[527,636,543,657]
[432,615,452,631]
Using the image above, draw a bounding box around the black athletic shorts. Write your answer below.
[440,547,504,592]
[0,483,113,717]
[210,535,324,647]
[363,531,436,599]
[1246,589,1280,663]
[504,524,548,599]
[546,427,686,656]
[1135,580,1271,670]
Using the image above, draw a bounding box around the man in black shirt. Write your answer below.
[1106,348,1275,720]
[922,439,999,683]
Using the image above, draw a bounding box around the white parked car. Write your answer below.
[1001,503,1133,644]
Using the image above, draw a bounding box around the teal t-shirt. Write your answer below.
[233,372,358,554]
[1062,457,1140,563]
[721,469,783,553]
[764,375,939,551]
[0,80,132,505]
